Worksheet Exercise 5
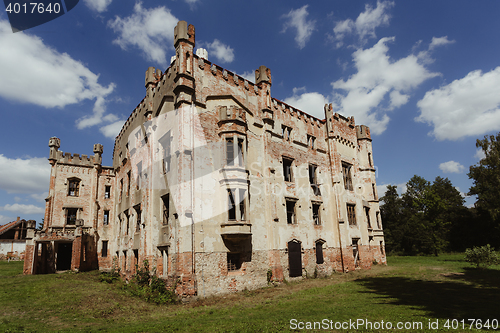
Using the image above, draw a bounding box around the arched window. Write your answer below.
[68,178,80,196]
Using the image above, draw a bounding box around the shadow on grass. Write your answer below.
[357,273,500,320]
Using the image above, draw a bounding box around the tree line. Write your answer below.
[380,133,500,255]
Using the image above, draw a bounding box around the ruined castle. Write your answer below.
[23,21,386,296]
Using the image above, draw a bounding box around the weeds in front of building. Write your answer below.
[100,258,178,304]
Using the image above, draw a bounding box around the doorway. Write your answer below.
[57,242,73,271]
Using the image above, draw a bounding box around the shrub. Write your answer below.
[465,244,500,269]
[99,257,120,283]
[128,259,178,304]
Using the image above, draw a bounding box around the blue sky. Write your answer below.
[1,0,499,225]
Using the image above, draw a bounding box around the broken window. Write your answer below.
[237,138,244,166]
[102,240,108,258]
[127,171,131,196]
[347,204,356,226]
[134,204,141,232]
[380,241,384,255]
[342,162,353,191]
[161,194,169,225]
[66,208,77,225]
[368,152,373,167]
[312,203,321,225]
[309,164,320,196]
[372,183,377,200]
[103,210,109,225]
[227,189,236,220]
[125,211,130,235]
[104,185,111,199]
[365,206,371,229]
[283,157,293,182]
[161,249,168,276]
[239,189,246,221]
[119,179,123,201]
[352,238,360,267]
[286,199,297,225]
[376,211,381,229]
[282,125,292,141]
[226,138,234,166]
[160,130,171,173]
[227,252,241,271]
[315,241,324,264]
[136,162,142,190]
[68,179,80,196]
[307,135,316,149]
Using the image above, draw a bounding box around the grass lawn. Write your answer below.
[1,254,499,332]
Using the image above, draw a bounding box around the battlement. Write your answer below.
[356,125,371,141]
[272,98,324,128]
[48,137,103,167]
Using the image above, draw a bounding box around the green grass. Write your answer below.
[0,255,499,332]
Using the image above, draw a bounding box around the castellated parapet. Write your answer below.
[25,21,386,298]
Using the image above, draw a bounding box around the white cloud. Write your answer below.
[333,1,394,46]
[281,5,316,49]
[429,36,455,50]
[416,67,500,140]
[474,149,486,160]
[30,192,49,202]
[0,19,115,122]
[0,204,45,215]
[283,88,328,119]
[238,71,255,83]
[108,1,178,67]
[0,215,13,225]
[100,120,126,138]
[206,39,234,64]
[83,0,112,13]
[332,37,439,134]
[439,160,466,174]
[0,155,50,194]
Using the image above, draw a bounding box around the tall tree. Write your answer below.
[380,185,403,253]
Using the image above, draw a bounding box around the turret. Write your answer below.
[48,137,60,162]
[93,143,103,166]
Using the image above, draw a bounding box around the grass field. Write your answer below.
[1,254,499,332]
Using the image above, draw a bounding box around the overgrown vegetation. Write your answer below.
[465,244,500,269]
[1,255,499,332]
[125,259,177,305]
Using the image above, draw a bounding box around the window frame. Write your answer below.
[161,194,170,225]
[68,178,80,197]
[283,157,294,182]
[286,199,297,225]
[103,210,109,225]
[66,208,78,225]
[104,185,111,199]
[342,162,353,191]
[347,203,356,226]
[312,202,321,225]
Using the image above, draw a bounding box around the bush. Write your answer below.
[465,244,500,269]
[99,257,120,283]
[128,259,178,305]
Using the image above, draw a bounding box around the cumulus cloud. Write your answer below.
[333,1,394,47]
[100,120,126,138]
[474,149,486,160]
[416,67,500,140]
[332,37,439,134]
[429,36,455,50]
[283,87,328,119]
[238,71,255,83]
[0,155,50,194]
[206,39,234,64]
[281,5,316,49]
[83,0,112,12]
[439,160,466,174]
[0,204,45,215]
[0,19,115,120]
[108,1,178,67]
[0,215,13,225]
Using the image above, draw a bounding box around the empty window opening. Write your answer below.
[237,138,244,166]
[119,179,123,201]
[161,194,170,225]
[380,241,384,255]
[102,240,108,258]
[347,204,356,226]
[282,125,292,141]
[368,152,373,167]
[372,183,377,200]
[312,203,321,225]
[226,138,234,166]
[342,162,353,191]
[66,208,77,225]
[56,242,72,271]
[227,252,241,271]
[104,185,111,199]
[376,211,381,229]
[283,157,293,182]
[288,241,302,277]
[160,130,172,173]
[103,210,109,225]
[134,204,141,232]
[307,135,316,149]
[239,189,246,220]
[136,162,142,190]
[286,199,297,225]
[125,211,130,235]
[228,189,236,220]
[352,238,360,267]
[127,171,131,196]
[365,207,371,229]
[162,249,168,276]
[68,179,80,196]
[315,241,324,264]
